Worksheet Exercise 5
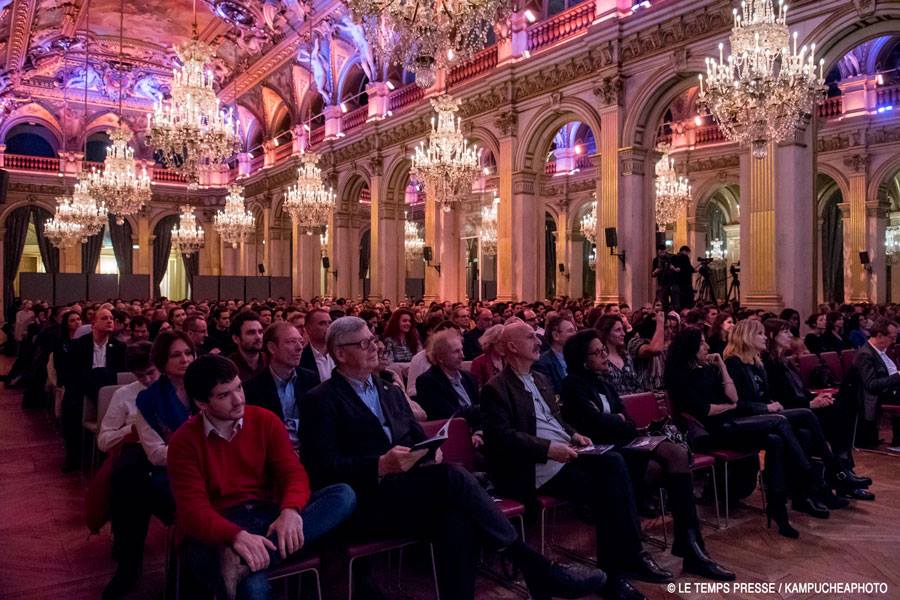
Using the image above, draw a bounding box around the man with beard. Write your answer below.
[228,312,266,382]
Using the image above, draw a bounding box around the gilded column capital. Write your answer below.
[837,202,851,219]
[369,155,384,177]
[865,199,890,219]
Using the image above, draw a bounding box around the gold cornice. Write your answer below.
[6,0,38,71]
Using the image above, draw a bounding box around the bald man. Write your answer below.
[60,308,128,471]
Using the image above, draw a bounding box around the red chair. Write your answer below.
[841,349,857,375]
[704,448,756,527]
[690,453,720,529]
[620,392,661,428]
[346,538,438,600]
[820,351,843,384]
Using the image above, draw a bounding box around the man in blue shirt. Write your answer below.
[534,314,576,393]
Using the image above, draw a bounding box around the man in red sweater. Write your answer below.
[169,354,355,600]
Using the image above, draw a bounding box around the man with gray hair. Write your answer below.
[300,316,606,600]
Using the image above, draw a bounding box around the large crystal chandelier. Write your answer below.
[54,174,108,243]
[480,195,498,257]
[404,213,424,259]
[886,225,900,258]
[86,126,151,224]
[411,95,480,212]
[346,0,511,88]
[283,151,336,236]
[580,195,598,244]
[172,204,205,254]
[214,184,254,248]
[706,239,726,261]
[146,4,240,184]
[587,247,597,271]
[45,213,85,249]
[654,145,691,231]
[698,0,826,159]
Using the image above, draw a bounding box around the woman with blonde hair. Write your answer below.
[470,324,504,388]
[723,319,836,536]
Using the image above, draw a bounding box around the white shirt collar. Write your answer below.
[202,412,244,441]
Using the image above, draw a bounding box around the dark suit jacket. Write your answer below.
[61,333,127,401]
[724,356,771,416]
[533,350,566,393]
[481,365,576,503]
[300,371,425,503]
[244,366,320,421]
[851,341,900,421]
[559,373,636,446]
[299,344,322,384]
[462,328,484,360]
[415,365,481,428]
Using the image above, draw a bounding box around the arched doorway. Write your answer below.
[359,229,371,299]
[152,215,189,300]
[817,174,845,304]
[4,123,58,157]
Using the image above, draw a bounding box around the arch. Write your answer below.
[337,60,370,107]
[806,5,900,75]
[516,97,603,174]
[0,103,64,149]
[384,156,412,209]
[0,198,58,224]
[148,209,181,235]
[4,124,59,158]
[77,112,122,148]
[817,163,852,202]
[691,180,741,221]
[466,126,501,164]
[567,195,596,234]
[260,86,293,133]
[339,171,372,213]
[868,152,900,205]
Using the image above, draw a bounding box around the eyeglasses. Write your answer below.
[587,346,609,357]
[338,336,378,350]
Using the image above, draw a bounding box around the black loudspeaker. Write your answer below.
[257,263,265,275]
[859,251,870,265]
[605,227,618,248]
[423,246,433,262]
[558,263,565,273]
[322,256,330,269]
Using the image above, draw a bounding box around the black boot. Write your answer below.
[766,494,799,539]
[832,470,871,489]
[667,473,700,559]
[505,540,607,600]
[792,496,830,519]
[681,529,736,581]
[102,563,140,600]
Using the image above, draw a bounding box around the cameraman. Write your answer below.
[652,244,677,310]
[673,246,696,309]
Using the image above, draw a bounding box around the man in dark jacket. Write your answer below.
[481,321,671,600]
[415,329,482,440]
[533,314,576,393]
[300,317,606,600]
[462,309,493,360]
[851,318,900,456]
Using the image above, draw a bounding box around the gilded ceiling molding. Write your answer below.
[619,1,733,63]
[6,0,38,71]
[219,35,303,104]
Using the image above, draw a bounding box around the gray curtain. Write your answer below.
[3,207,31,310]
[81,224,106,274]
[822,195,845,303]
[181,251,199,298]
[108,216,133,274]
[359,230,370,299]
[152,215,178,298]
[30,207,59,274]
[582,240,596,299]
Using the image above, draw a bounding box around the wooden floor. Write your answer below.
[0,357,897,599]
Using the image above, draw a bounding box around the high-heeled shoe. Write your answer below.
[767,503,800,539]
[792,496,830,519]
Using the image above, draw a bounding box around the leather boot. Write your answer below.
[680,529,736,581]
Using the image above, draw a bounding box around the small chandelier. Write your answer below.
[706,239,726,261]
[172,204,205,255]
[213,184,254,248]
[45,213,85,249]
[404,212,424,259]
[410,95,479,212]
[284,151,335,236]
[587,247,597,271]
[698,0,826,159]
[320,227,329,257]
[886,225,900,257]
[86,126,151,224]
[580,194,598,244]
[146,13,241,183]
[53,173,107,243]
[480,195,498,257]
[654,145,691,231]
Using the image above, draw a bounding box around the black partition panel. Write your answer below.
[270,277,291,300]
[119,274,151,300]
[191,276,219,301]
[54,274,87,306]
[88,274,119,301]
[19,273,54,303]
[219,276,245,300]
[244,277,270,300]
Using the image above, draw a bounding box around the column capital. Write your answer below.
[368,155,384,177]
[494,110,518,138]
[843,152,870,175]
[592,74,625,107]
[511,171,537,196]
[866,199,890,218]
[618,147,647,176]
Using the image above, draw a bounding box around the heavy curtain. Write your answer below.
[81,225,105,274]
[152,215,178,298]
[545,218,556,298]
[582,240,596,300]
[180,251,199,297]
[359,230,370,298]
[822,195,845,303]
[30,207,59,274]
[3,206,31,313]
[108,216,133,274]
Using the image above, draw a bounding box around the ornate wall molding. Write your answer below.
[6,0,37,72]
[619,147,648,176]
[686,155,740,174]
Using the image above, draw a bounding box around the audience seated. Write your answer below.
[463,308,493,360]
[820,311,852,353]
[170,354,357,600]
[533,314,576,393]
[205,306,235,355]
[707,312,734,357]
[382,308,421,363]
[848,317,900,453]
[470,324,505,388]
[300,316,607,600]
[595,314,644,395]
[299,308,334,383]
[373,339,427,420]
[405,318,457,397]
[626,310,669,391]
[803,312,827,354]
[228,311,266,382]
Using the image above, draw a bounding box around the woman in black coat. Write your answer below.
[561,329,733,581]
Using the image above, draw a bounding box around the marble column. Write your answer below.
[369,159,405,302]
[136,215,151,275]
[262,206,271,275]
[331,212,353,299]
[423,190,443,302]
[596,105,621,304]
[866,198,889,303]
[291,221,301,299]
[619,147,651,308]
[555,204,570,297]
[842,154,871,302]
[510,171,541,301]
[495,113,518,301]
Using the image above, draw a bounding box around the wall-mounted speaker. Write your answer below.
[558,263,566,273]
[423,246,433,262]
[859,251,870,265]
[257,263,265,275]
[322,257,331,269]
[605,227,618,249]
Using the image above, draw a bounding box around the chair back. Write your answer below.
[420,417,476,471]
[620,392,663,428]
[840,349,856,374]
[820,351,843,384]
[117,372,137,385]
[97,384,123,430]
[796,353,821,388]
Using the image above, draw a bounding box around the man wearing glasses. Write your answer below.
[300,317,607,600]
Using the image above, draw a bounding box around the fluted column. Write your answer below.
[596,103,622,303]
[619,147,651,307]
[262,207,271,275]
[291,221,301,299]
[843,154,870,302]
[509,171,540,301]
[495,111,517,301]
[332,212,353,299]
[423,189,443,302]
[438,206,463,301]
[369,158,405,302]
[555,204,570,297]
[867,199,889,303]
[136,215,151,275]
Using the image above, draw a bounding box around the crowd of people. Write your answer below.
[3,293,897,600]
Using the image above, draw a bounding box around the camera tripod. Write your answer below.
[695,264,717,305]
[726,265,741,307]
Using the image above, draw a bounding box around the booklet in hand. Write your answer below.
[576,444,614,456]
[411,416,453,464]
[624,435,668,452]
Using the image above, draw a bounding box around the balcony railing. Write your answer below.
[388,84,425,113]
[310,126,325,146]
[449,45,499,88]
[877,84,900,108]
[3,154,61,172]
[274,141,292,162]
[527,2,596,53]
[694,124,727,145]
[818,96,843,119]
[342,105,369,131]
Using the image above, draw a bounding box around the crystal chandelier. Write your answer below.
[404,212,424,259]
[53,173,108,243]
[146,4,240,184]
[706,239,726,261]
[410,95,480,212]
[283,151,336,236]
[172,204,205,254]
[886,225,900,257]
[654,145,691,231]
[587,247,597,271]
[580,195,598,244]
[480,195,498,257]
[213,184,254,248]
[698,0,826,159]
[320,227,329,257]
[45,213,85,249]
[345,0,511,88]
[86,126,152,224]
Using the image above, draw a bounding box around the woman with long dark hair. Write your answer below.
[706,312,734,357]
[595,315,643,394]
[381,308,422,363]
[803,312,827,354]
[820,311,851,352]
[562,329,734,580]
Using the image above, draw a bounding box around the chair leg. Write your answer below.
[313,569,323,600]
[709,466,722,530]
[347,556,356,600]
[724,462,730,528]
[540,508,547,555]
[429,543,441,600]
[659,487,668,548]
[516,515,525,542]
